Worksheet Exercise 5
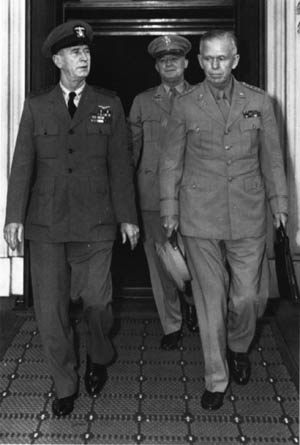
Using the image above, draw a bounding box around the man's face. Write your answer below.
[53,45,91,82]
[155,54,188,85]
[198,37,239,89]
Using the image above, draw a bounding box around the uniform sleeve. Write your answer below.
[107,96,138,224]
[259,94,288,215]
[128,95,143,168]
[5,98,35,225]
[159,98,187,217]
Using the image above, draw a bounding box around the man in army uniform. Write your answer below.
[4,21,139,416]
[160,30,288,409]
[129,35,198,351]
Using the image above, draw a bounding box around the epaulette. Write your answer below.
[180,83,199,98]
[241,82,265,95]
[29,85,56,98]
[92,86,117,97]
[144,86,157,93]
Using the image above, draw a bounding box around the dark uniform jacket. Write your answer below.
[129,82,191,211]
[160,77,288,239]
[5,84,137,242]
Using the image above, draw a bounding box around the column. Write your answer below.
[265,0,300,291]
[0,0,26,297]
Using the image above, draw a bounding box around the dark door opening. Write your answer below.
[87,35,206,296]
[22,0,262,308]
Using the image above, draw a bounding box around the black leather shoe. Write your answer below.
[185,304,199,333]
[85,355,108,396]
[228,349,251,385]
[160,329,182,350]
[201,390,224,410]
[52,393,76,417]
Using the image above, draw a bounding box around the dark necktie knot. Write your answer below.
[68,91,77,118]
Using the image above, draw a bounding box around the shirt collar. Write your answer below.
[207,76,233,102]
[60,81,86,98]
[163,81,186,95]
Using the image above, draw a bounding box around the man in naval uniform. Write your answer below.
[128,35,198,351]
[4,20,139,417]
[160,30,288,409]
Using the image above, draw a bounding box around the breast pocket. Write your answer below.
[87,122,112,156]
[187,121,213,151]
[142,116,162,142]
[34,122,59,158]
[87,122,112,136]
[240,117,262,148]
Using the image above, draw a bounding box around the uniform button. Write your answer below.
[227,159,232,165]
[68,129,74,135]
[68,148,74,154]
[225,145,231,150]
[228,176,233,182]
[68,168,72,173]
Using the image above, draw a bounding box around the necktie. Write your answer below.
[217,90,230,121]
[68,91,77,118]
[169,87,179,109]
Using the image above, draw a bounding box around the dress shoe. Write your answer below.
[52,393,76,417]
[185,304,199,333]
[85,355,108,396]
[160,329,182,350]
[201,390,224,410]
[228,349,251,385]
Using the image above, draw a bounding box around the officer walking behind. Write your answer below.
[4,21,139,417]
[160,30,288,410]
[128,35,198,351]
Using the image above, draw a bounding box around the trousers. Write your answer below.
[30,240,115,398]
[142,211,182,334]
[183,235,266,392]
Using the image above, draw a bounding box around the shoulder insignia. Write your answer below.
[241,82,265,95]
[180,83,200,98]
[92,86,117,97]
[145,86,157,93]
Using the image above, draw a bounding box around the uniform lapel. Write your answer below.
[195,81,225,126]
[152,84,171,114]
[70,84,98,128]
[49,85,71,125]
[227,78,249,128]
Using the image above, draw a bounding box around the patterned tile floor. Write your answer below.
[0,316,299,445]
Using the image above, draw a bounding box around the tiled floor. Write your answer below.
[0,313,299,444]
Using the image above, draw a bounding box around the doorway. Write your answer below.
[23,0,263,307]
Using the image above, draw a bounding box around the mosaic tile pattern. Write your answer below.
[0,317,298,444]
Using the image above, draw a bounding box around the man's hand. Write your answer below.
[3,223,24,250]
[120,223,140,250]
[161,215,179,238]
[273,212,288,229]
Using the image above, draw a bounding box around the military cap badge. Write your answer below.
[74,26,86,39]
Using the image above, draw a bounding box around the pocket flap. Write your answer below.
[240,118,262,132]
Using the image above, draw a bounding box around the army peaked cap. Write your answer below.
[42,20,93,58]
[148,35,191,59]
